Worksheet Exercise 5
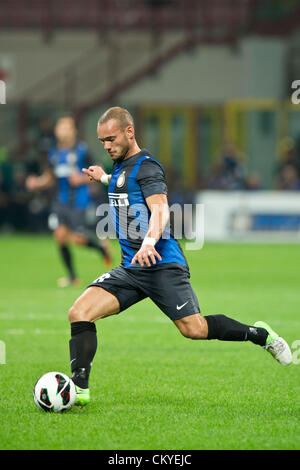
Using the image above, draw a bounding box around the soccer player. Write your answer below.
[68,107,292,406]
[26,116,112,287]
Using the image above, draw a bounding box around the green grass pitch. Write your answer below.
[0,235,299,450]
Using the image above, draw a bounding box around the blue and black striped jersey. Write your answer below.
[108,149,188,269]
[48,142,92,209]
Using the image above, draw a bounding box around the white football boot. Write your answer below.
[254,321,292,366]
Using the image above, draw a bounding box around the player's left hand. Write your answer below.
[82,165,106,182]
[130,244,162,267]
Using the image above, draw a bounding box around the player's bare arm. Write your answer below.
[130,193,169,267]
[82,165,111,184]
[26,168,56,191]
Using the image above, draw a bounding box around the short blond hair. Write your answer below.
[98,107,134,130]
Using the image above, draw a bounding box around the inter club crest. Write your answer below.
[116,170,126,188]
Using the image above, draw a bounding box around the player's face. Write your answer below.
[97,119,132,161]
[55,117,77,143]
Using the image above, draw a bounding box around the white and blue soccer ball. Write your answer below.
[33,372,76,412]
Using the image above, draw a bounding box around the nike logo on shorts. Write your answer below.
[176,301,189,310]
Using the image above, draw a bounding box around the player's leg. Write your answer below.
[174,313,267,344]
[68,230,112,266]
[53,224,79,286]
[68,286,120,405]
[174,312,292,366]
[69,266,147,406]
[68,207,112,266]
[146,266,292,366]
[173,313,207,339]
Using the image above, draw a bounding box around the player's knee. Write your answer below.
[176,318,206,340]
[180,326,203,340]
[69,232,87,246]
[68,305,79,323]
[54,226,69,245]
[68,303,89,323]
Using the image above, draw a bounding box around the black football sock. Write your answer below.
[69,321,97,389]
[204,314,268,346]
[85,237,106,257]
[59,245,76,280]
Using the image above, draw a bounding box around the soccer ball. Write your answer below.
[33,372,76,412]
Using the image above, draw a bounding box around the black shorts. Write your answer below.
[48,202,87,234]
[88,264,200,321]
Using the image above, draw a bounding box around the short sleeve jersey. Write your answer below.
[108,149,188,269]
[48,142,93,209]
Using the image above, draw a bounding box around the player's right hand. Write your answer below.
[82,165,106,182]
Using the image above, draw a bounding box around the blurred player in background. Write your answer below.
[26,115,112,287]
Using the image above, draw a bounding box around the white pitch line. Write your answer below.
[4,329,69,335]
[0,313,66,320]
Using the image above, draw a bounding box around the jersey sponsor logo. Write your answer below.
[54,164,75,178]
[66,151,78,165]
[116,170,126,188]
[108,192,129,207]
[176,301,189,310]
